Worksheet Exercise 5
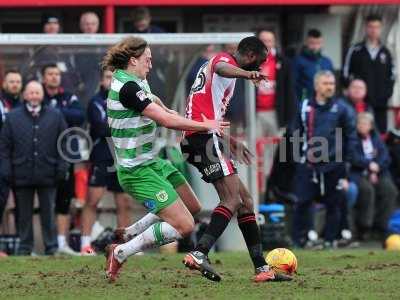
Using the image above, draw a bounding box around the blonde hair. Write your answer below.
[102,36,148,71]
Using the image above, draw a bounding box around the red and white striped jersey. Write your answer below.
[184,52,238,136]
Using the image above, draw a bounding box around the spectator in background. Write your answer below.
[291,70,357,248]
[350,112,397,240]
[129,6,165,33]
[76,11,103,108]
[0,69,23,257]
[42,63,85,256]
[42,15,60,34]
[293,29,334,102]
[345,78,373,115]
[0,95,7,257]
[80,69,132,255]
[186,45,216,95]
[256,29,296,132]
[343,14,395,133]
[80,11,99,34]
[0,70,22,113]
[22,16,82,94]
[255,29,296,197]
[0,81,68,255]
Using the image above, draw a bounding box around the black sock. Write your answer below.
[238,213,267,269]
[195,205,233,255]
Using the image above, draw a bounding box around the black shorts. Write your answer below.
[180,133,237,183]
[56,164,75,215]
[89,161,124,193]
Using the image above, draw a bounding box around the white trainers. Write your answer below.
[56,245,81,256]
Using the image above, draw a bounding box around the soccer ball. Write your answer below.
[265,248,298,275]
[385,234,400,251]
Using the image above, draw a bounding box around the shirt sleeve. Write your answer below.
[119,81,152,113]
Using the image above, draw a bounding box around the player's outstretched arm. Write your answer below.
[142,102,229,135]
[214,62,266,81]
[151,94,178,115]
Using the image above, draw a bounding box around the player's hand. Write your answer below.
[247,71,268,80]
[248,71,268,87]
[201,114,230,136]
[229,136,254,165]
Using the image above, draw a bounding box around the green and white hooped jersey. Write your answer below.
[107,69,158,169]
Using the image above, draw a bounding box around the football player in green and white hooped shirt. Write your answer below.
[103,37,229,282]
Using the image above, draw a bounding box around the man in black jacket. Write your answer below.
[0,81,68,255]
[0,69,23,257]
[343,14,395,133]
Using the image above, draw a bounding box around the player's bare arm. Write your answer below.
[142,102,229,134]
[214,61,267,81]
[152,94,178,115]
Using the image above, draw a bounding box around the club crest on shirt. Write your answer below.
[156,190,169,203]
[136,90,147,101]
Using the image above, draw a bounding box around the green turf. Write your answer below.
[0,250,399,300]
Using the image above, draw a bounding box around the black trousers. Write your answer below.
[373,108,387,133]
[14,187,58,255]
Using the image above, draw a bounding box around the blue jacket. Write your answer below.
[43,87,85,127]
[290,97,358,173]
[43,87,85,161]
[87,88,113,163]
[293,47,334,102]
[350,130,391,183]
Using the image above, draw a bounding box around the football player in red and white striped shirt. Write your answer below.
[181,36,292,283]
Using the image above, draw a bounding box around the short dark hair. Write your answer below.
[41,63,59,76]
[307,29,322,38]
[237,36,266,57]
[132,6,151,22]
[366,14,382,23]
[4,69,21,78]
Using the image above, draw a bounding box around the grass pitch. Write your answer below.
[0,250,399,300]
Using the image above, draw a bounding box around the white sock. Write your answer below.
[58,235,67,249]
[124,213,161,240]
[114,222,181,263]
[81,235,92,249]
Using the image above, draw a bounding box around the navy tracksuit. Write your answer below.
[290,97,358,245]
[87,87,113,163]
[43,87,85,214]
